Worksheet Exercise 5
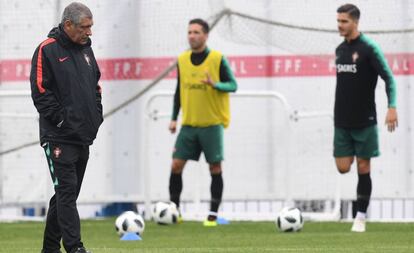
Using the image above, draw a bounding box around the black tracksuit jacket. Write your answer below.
[30,25,103,146]
[334,33,397,128]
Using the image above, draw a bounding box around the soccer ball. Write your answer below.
[152,201,180,225]
[276,207,304,232]
[115,211,145,236]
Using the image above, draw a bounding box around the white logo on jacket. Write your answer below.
[352,52,359,63]
[84,53,91,66]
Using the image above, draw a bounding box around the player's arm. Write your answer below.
[94,53,103,119]
[202,56,237,92]
[215,56,237,92]
[96,82,103,117]
[30,46,65,128]
[369,43,398,132]
[169,64,181,134]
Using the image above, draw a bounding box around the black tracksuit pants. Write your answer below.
[41,142,89,253]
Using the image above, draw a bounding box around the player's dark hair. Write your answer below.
[337,4,360,21]
[189,18,209,34]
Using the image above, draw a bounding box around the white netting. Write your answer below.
[214,0,414,54]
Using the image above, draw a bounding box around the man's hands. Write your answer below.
[385,107,398,132]
[169,120,177,134]
[201,72,215,87]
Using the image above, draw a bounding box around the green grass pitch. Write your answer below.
[0,219,413,252]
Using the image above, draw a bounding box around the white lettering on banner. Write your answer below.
[239,60,247,74]
[285,59,292,72]
[123,62,131,76]
[391,57,411,73]
[403,59,410,72]
[274,59,281,73]
[273,59,302,74]
[230,60,247,75]
[392,58,399,72]
[15,64,23,77]
[328,59,336,72]
[15,63,30,78]
[0,53,413,82]
[294,59,301,72]
[135,62,143,76]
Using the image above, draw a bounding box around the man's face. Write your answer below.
[64,17,93,45]
[188,23,208,51]
[337,13,358,37]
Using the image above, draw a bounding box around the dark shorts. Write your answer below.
[333,125,379,159]
[173,124,224,163]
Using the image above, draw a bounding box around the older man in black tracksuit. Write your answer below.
[30,3,102,253]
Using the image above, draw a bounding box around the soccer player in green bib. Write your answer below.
[168,18,237,226]
[335,4,398,232]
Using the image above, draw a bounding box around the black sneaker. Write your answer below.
[71,247,91,253]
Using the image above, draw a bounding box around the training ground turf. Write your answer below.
[0,219,413,252]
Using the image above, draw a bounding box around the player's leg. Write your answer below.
[200,124,224,226]
[170,126,201,211]
[208,162,223,223]
[334,127,355,173]
[74,146,89,197]
[351,158,372,232]
[351,125,378,232]
[41,143,62,253]
[42,195,62,253]
[356,158,372,216]
[335,156,354,174]
[169,158,186,209]
[69,146,91,253]
[45,143,84,253]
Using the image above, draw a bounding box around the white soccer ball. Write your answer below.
[276,207,304,232]
[152,201,180,225]
[115,211,145,236]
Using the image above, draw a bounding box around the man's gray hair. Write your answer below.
[61,2,93,25]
